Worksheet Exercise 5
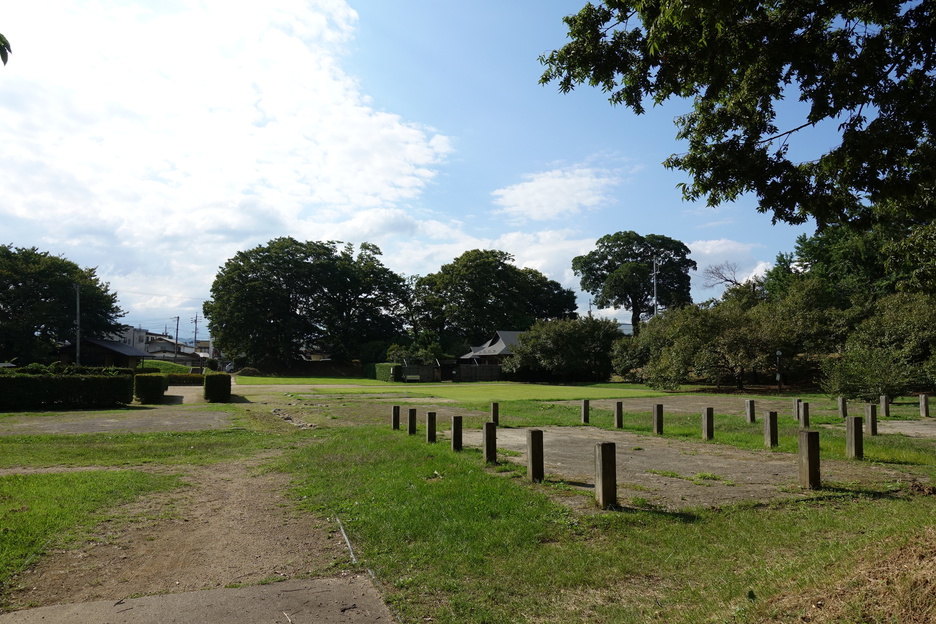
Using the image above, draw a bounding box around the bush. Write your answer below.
[134,374,167,404]
[375,363,399,382]
[203,373,232,403]
[237,367,263,377]
[0,374,133,410]
[165,373,205,386]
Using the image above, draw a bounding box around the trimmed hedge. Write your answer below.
[134,374,167,404]
[375,363,400,383]
[0,374,134,411]
[203,373,232,403]
[165,373,205,386]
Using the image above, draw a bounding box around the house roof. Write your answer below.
[460,330,523,359]
[83,338,152,358]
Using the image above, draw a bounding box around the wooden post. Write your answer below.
[614,401,623,429]
[846,416,863,459]
[652,404,663,435]
[595,442,617,509]
[581,399,590,424]
[702,407,714,441]
[426,411,436,443]
[745,399,756,424]
[483,422,497,464]
[880,395,890,419]
[527,429,544,483]
[793,398,802,421]
[407,408,417,435]
[921,394,930,418]
[491,401,499,426]
[800,402,810,429]
[838,396,848,419]
[798,430,821,489]
[865,403,878,436]
[391,405,400,430]
[764,411,778,448]
[451,416,463,452]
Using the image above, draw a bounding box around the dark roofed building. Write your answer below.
[59,338,151,369]
[460,330,523,366]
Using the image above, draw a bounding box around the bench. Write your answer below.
[404,374,421,382]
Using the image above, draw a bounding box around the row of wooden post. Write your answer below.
[390,393,912,510]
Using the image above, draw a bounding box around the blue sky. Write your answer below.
[1,1,814,343]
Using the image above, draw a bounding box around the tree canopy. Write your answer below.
[411,249,577,353]
[203,238,407,367]
[0,245,126,363]
[541,1,936,229]
[572,231,695,333]
[504,316,623,382]
[0,34,10,66]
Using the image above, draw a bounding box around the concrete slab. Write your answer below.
[0,576,396,624]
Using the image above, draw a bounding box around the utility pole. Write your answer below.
[652,257,660,317]
[74,283,81,365]
[192,313,199,354]
[173,316,180,363]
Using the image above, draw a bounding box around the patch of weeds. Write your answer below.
[691,472,733,486]
[620,482,651,492]
[648,469,684,480]
[257,575,287,585]
[630,497,661,510]
[499,449,522,457]
[632,446,644,451]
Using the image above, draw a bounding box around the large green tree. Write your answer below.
[541,1,936,229]
[572,231,695,334]
[503,316,623,382]
[411,249,577,353]
[203,238,406,367]
[0,245,126,363]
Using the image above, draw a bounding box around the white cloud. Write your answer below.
[1,0,453,326]
[491,165,621,223]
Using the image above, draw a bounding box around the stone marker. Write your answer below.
[581,399,590,424]
[800,402,810,429]
[880,395,890,419]
[527,429,544,483]
[653,404,664,435]
[846,416,863,460]
[407,408,417,435]
[702,407,714,441]
[745,399,756,423]
[838,396,848,419]
[764,411,778,448]
[921,394,930,418]
[451,416,463,452]
[595,442,617,509]
[491,402,499,426]
[483,421,497,464]
[426,411,436,443]
[798,430,821,489]
[391,405,400,430]
[614,401,623,429]
[865,403,878,436]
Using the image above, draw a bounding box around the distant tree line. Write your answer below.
[619,223,936,399]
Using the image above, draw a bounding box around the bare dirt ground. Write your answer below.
[1,384,932,622]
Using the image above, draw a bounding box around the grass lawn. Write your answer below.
[4,381,936,622]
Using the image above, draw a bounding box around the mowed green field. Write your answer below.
[3,377,936,623]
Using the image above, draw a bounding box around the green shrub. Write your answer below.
[165,373,205,385]
[237,367,262,377]
[203,373,232,403]
[0,375,133,410]
[134,374,167,404]
[375,363,399,383]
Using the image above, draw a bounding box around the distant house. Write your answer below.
[59,338,151,368]
[146,337,200,365]
[460,331,524,366]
